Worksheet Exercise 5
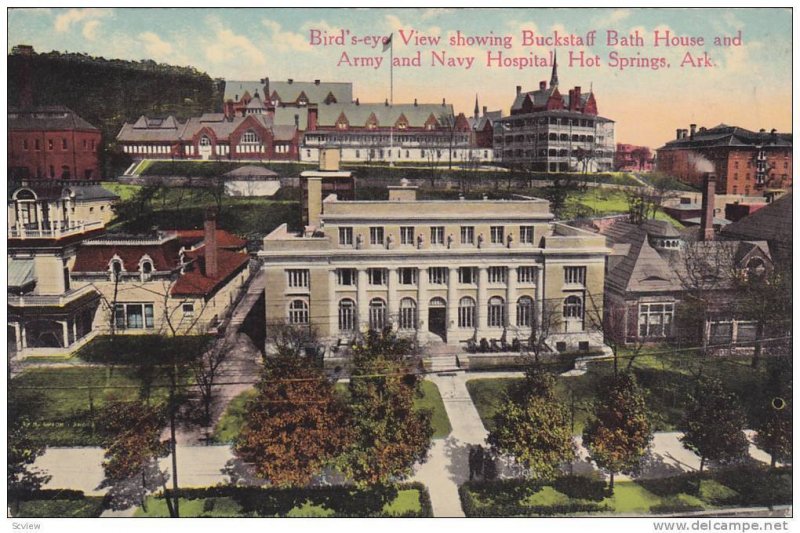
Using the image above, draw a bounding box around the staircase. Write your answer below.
[227,270,265,334]
[426,340,462,374]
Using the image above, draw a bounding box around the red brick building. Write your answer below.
[8,106,101,180]
[656,124,792,195]
[116,112,299,161]
[614,143,654,172]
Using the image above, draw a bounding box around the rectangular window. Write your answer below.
[287,269,310,288]
[460,226,475,244]
[115,303,155,330]
[35,139,40,150]
[339,227,353,246]
[490,226,505,244]
[638,303,674,337]
[182,303,195,317]
[369,227,384,246]
[48,139,54,150]
[23,139,28,150]
[62,138,68,150]
[368,268,386,286]
[430,226,445,245]
[736,322,758,343]
[709,322,733,345]
[564,266,586,285]
[458,267,477,284]
[518,266,536,284]
[519,226,534,244]
[400,226,415,245]
[488,266,507,284]
[399,267,417,285]
[337,268,356,286]
[428,267,448,285]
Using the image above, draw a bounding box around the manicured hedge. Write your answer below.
[9,490,107,518]
[155,482,432,517]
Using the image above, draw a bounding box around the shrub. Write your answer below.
[553,475,606,501]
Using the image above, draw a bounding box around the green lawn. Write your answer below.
[461,466,792,516]
[466,351,777,436]
[101,181,141,201]
[134,487,427,517]
[11,336,206,446]
[414,380,453,438]
[214,379,451,442]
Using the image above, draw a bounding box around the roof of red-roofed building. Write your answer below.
[171,246,250,298]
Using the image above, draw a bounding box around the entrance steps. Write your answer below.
[425,341,462,373]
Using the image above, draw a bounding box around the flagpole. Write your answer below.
[389,34,394,166]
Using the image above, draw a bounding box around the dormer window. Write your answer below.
[745,257,766,280]
[139,256,154,282]
[109,257,124,281]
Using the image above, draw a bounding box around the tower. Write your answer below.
[549,50,559,89]
[474,94,479,120]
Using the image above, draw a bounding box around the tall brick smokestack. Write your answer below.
[204,209,218,278]
[700,173,716,241]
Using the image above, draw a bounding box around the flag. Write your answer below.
[382,33,393,52]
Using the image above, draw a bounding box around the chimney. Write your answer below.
[288,78,293,84]
[355,98,360,106]
[306,176,323,228]
[294,114,299,127]
[414,98,418,106]
[442,98,446,106]
[759,128,766,133]
[204,209,219,278]
[682,129,689,139]
[690,124,697,140]
[516,85,522,95]
[700,173,716,241]
[676,128,682,140]
[385,98,389,106]
[482,105,487,115]
[314,79,320,85]
[539,81,546,90]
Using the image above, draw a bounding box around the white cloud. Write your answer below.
[262,19,312,52]
[421,8,453,20]
[82,20,101,41]
[204,17,266,72]
[54,8,112,35]
[139,32,173,58]
[595,9,632,27]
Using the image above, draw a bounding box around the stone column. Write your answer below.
[477,266,489,331]
[61,320,70,348]
[447,266,458,339]
[13,323,22,352]
[328,269,338,336]
[36,203,43,232]
[507,266,518,329]
[357,268,369,330]
[417,267,429,331]
[535,265,544,332]
[388,267,399,329]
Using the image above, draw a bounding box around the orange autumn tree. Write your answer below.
[234,355,351,487]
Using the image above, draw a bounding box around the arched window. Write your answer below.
[564,295,583,319]
[288,299,309,325]
[746,257,766,280]
[399,298,417,330]
[429,297,446,308]
[199,135,211,147]
[369,298,387,331]
[140,258,154,282]
[488,296,505,327]
[338,299,356,332]
[241,130,259,144]
[109,257,124,281]
[517,296,534,327]
[458,297,476,328]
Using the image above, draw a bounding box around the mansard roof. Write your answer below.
[316,102,454,128]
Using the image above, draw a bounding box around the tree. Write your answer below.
[754,356,792,468]
[489,364,575,480]
[526,299,561,363]
[189,336,229,428]
[8,399,51,514]
[266,321,321,360]
[583,372,653,492]
[341,327,432,487]
[681,377,749,472]
[234,355,351,487]
[97,400,171,513]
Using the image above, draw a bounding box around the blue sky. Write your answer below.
[7,7,792,147]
